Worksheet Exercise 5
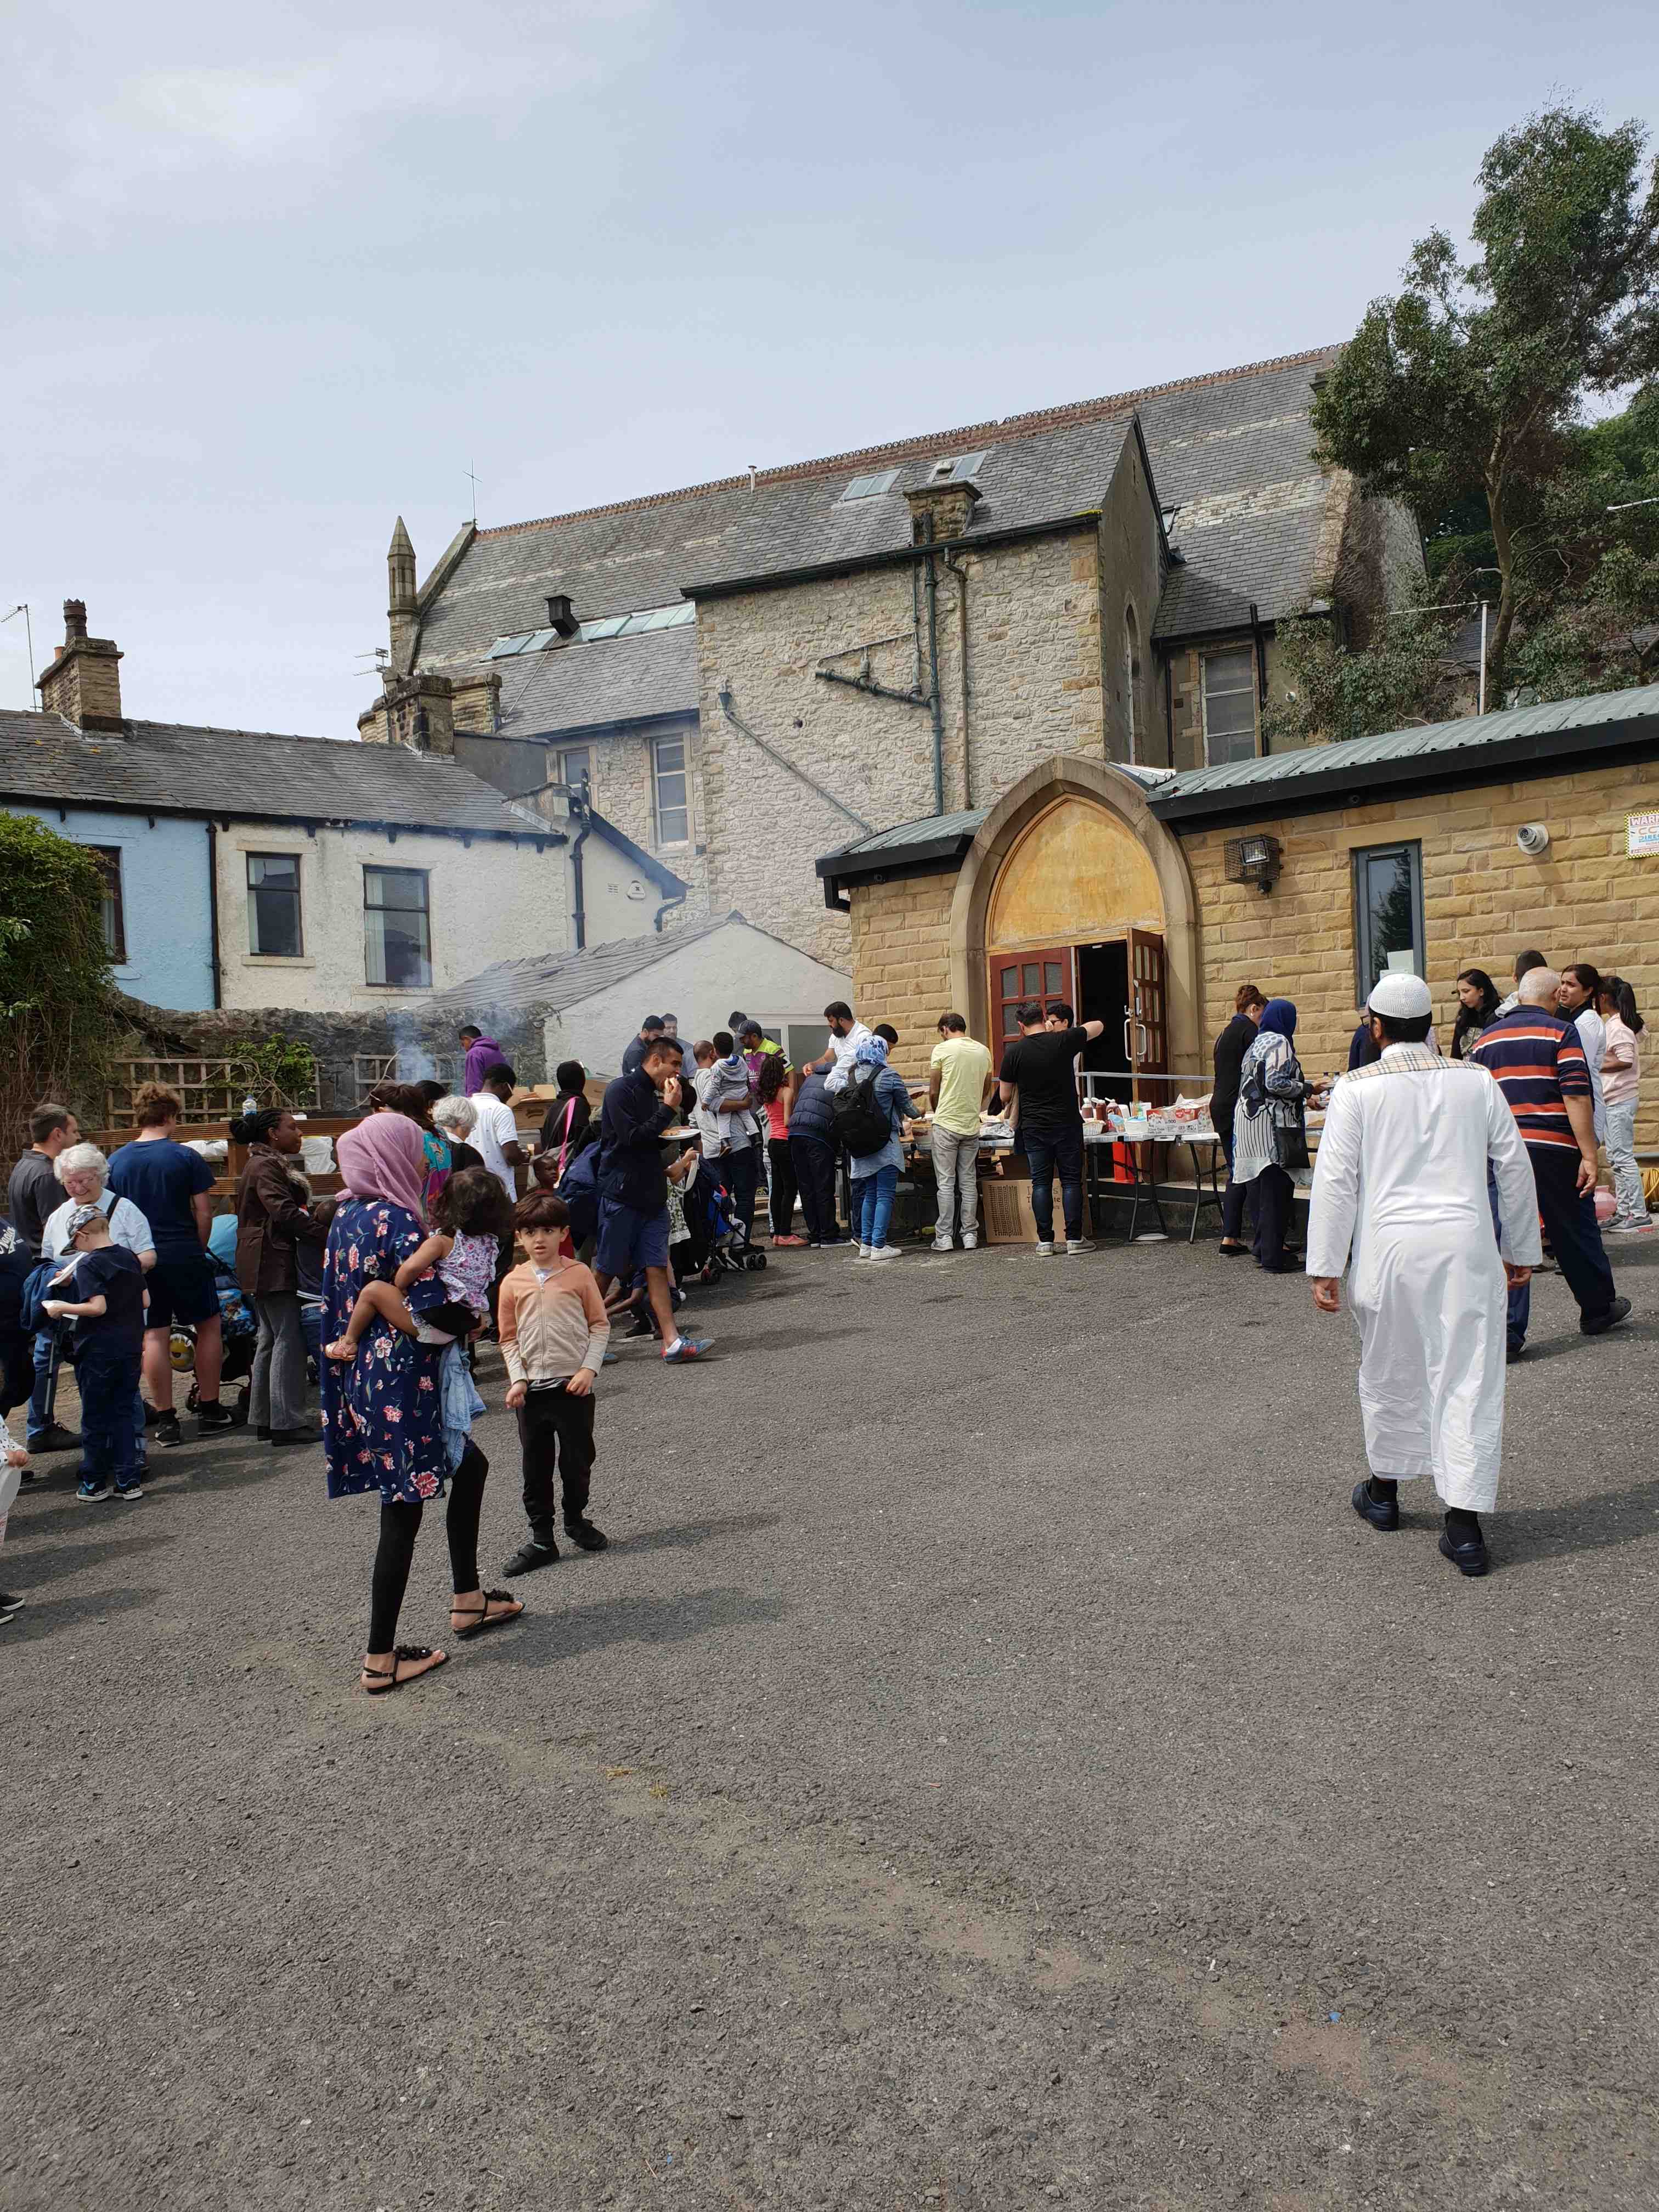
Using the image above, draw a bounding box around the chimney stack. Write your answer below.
[37,599,123,731]
[545,594,579,639]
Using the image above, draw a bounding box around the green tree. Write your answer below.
[0,811,121,1147]
[1313,106,1659,706]
[1262,572,1469,749]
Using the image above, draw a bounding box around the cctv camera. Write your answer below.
[1515,823,1550,856]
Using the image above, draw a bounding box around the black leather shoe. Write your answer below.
[1351,1479,1400,1532]
[269,1427,320,1447]
[1438,1528,1489,1577]
[1581,1295,1632,1338]
[565,1517,608,1552]
[504,1536,560,1575]
[1506,1341,1527,1364]
[256,1425,272,1440]
[30,1423,82,1454]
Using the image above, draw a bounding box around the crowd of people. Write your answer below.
[1,957,1646,1634]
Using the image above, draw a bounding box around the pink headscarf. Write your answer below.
[337,1114,428,1223]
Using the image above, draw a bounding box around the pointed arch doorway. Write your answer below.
[950,758,1200,1100]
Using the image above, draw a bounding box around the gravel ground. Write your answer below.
[5,1229,1657,2211]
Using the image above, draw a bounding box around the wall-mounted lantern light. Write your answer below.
[1224,832,1283,895]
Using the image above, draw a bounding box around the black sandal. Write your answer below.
[450,1588,523,1640]
[362,1644,448,1695]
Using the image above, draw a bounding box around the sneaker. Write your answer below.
[0,1590,25,1618]
[853,1243,872,1260]
[931,1237,953,1254]
[1065,1238,1096,1256]
[115,1481,144,1501]
[565,1516,609,1552]
[773,1234,806,1247]
[868,1245,906,1263]
[1605,1216,1654,1234]
[29,1423,82,1455]
[504,1536,560,1575]
[1581,1295,1633,1338]
[962,1233,979,1250]
[152,1414,183,1449]
[76,1479,112,1503]
[1034,1240,1057,1257]
[663,1334,713,1362]
[196,1403,235,1432]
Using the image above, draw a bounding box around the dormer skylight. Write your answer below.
[838,469,900,504]
[927,449,990,484]
[486,601,695,658]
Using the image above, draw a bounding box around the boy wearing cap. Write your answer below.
[42,1206,148,1503]
[1306,972,1542,1579]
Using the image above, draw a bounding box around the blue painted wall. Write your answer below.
[9,806,216,1010]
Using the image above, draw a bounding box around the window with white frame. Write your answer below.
[246,851,303,956]
[1201,646,1257,765]
[652,734,690,845]
[363,866,432,989]
[556,744,591,794]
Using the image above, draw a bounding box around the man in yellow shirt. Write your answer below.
[928,1013,994,1252]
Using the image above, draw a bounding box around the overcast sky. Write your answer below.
[5,2,1656,733]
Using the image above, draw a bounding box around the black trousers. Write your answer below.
[516,1382,596,1542]
[368,1441,489,1651]
[1510,1144,1618,1341]
[790,1136,838,1243]
[1218,1124,1255,1242]
[767,1138,799,1237]
[1252,1164,1296,1269]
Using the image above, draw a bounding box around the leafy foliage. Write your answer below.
[0,811,122,1149]
[229,1030,319,1109]
[1262,573,1470,749]
[1313,106,1659,704]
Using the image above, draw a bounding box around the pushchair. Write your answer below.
[172,1252,257,1421]
[682,1167,768,1283]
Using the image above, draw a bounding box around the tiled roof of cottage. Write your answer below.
[0,706,557,839]
[413,347,1347,731]
[426,908,751,1015]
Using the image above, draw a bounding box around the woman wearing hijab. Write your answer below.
[323,1114,521,1695]
[1230,999,1314,1273]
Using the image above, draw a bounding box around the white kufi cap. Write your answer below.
[1367,971,1432,1020]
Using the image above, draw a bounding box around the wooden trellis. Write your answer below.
[103,1057,321,1130]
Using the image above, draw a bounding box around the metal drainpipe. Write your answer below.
[571,808,591,950]
[923,518,944,816]
[205,821,222,1009]
[943,548,971,809]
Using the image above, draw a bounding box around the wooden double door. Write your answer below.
[989,928,1167,1092]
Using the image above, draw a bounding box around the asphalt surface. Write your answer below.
[6,1226,1658,2211]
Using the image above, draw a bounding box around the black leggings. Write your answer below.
[368,1442,489,1651]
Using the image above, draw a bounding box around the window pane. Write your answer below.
[1022,963,1040,992]
[656,738,685,775]
[88,847,125,964]
[1044,961,1062,995]
[559,746,591,786]
[1203,647,1257,765]
[1357,846,1420,992]
[364,868,430,988]
[657,806,690,844]
[247,854,302,956]
[1000,966,1019,996]
[364,867,427,912]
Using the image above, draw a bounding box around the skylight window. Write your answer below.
[484,602,695,659]
[928,449,990,485]
[839,469,900,504]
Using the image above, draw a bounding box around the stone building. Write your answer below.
[811,685,1659,1156]
[1,602,685,1012]
[365,346,1418,974]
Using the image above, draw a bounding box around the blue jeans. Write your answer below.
[1023,1126,1085,1243]
[714,1147,759,1238]
[855,1165,899,1249]
[27,1325,59,1443]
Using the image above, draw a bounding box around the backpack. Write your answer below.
[20,1259,63,1335]
[833,1066,894,1159]
[556,1134,601,1250]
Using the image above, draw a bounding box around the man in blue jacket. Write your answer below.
[594,1035,711,1364]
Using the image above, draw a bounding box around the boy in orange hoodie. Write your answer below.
[499,1191,612,1576]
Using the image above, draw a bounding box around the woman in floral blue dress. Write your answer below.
[324,1114,521,1694]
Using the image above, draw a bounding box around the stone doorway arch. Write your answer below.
[947,756,1202,1073]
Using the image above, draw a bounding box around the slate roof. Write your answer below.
[410,347,1348,733]
[0,706,560,840]
[1148,684,1659,824]
[493,621,697,740]
[426,908,753,1015]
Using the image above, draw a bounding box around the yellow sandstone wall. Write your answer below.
[1181,759,1659,1146]
[845,873,956,1089]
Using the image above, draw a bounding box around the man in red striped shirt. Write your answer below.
[1470,968,1629,1353]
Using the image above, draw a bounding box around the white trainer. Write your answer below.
[868,1244,906,1263]
[932,1237,953,1254]
[962,1232,979,1250]
[1034,1240,1057,1257]
[1065,1238,1096,1255]
[854,1243,872,1259]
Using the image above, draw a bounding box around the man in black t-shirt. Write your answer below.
[997,1001,1106,1255]
[43,1206,147,1501]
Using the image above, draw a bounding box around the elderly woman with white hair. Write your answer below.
[40,1143,158,1484]
[430,1096,486,1178]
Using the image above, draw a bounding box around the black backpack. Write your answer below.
[833,1066,894,1158]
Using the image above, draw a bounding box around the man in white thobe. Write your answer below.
[1307,972,1541,1578]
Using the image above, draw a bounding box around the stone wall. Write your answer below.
[696,522,1117,971]
[1180,759,1659,1147]
[844,871,956,1091]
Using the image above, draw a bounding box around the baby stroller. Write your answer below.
[682,1169,768,1283]
[172,1252,257,1422]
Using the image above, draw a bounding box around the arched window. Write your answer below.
[1123,603,1142,764]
